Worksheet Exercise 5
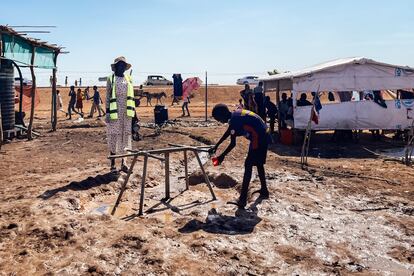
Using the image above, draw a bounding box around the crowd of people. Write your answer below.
[56,85,106,120]
[238,82,294,132]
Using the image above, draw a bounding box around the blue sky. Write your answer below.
[2,0,414,86]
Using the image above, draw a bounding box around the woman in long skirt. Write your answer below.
[106,56,134,172]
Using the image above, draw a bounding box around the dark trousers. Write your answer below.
[269,115,276,133]
[239,164,268,207]
[68,101,81,118]
[182,102,190,116]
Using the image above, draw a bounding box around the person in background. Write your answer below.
[278,93,289,129]
[297,93,312,106]
[65,76,68,87]
[209,104,271,209]
[106,56,135,172]
[265,96,277,133]
[363,90,374,101]
[399,89,414,99]
[67,86,82,120]
[56,90,67,116]
[76,88,84,114]
[373,90,387,108]
[247,91,257,113]
[75,80,78,87]
[328,92,335,101]
[79,78,82,87]
[84,86,90,100]
[88,86,106,118]
[253,81,266,120]
[240,84,252,109]
[49,76,53,87]
[181,95,191,117]
[236,99,244,110]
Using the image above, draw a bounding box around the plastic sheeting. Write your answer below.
[293,99,414,130]
[261,57,414,92]
[14,85,40,112]
[2,34,56,68]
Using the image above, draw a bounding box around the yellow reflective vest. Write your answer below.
[108,74,135,120]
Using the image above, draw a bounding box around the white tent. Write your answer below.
[261,57,414,92]
[261,57,414,130]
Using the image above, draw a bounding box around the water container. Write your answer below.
[0,59,15,131]
[280,129,293,145]
[154,105,168,125]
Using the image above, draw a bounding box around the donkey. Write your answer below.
[143,91,167,106]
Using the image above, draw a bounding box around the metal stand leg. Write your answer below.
[111,155,138,215]
[194,151,216,200]
[184,150,189,190]
[164,152,170,200]
[138,155,148,216]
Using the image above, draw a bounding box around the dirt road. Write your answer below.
[0,86,413,275]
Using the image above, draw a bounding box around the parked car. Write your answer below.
[236,76,259,85]
[144,75,173,86]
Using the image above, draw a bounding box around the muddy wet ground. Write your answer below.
[1,88,414,275]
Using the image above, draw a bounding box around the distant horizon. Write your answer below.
[3,0,414,86]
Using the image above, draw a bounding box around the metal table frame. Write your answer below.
[109,144,216,216]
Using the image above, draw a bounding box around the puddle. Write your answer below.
[90,203,130,217]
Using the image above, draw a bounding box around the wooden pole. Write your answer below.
[27,47,36,140]
[138,155,148,216]
[276,80,281,134]
[205,71,208,122]
[164,152,170,199]
[0,104,3,149]
[51,53,58,131]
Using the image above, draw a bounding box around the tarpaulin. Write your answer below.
[14,85,39,112]
[293,99,414,130]
[182,77,202,99]
[2,34,56,68]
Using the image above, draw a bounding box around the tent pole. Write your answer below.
[276,80,281,134]
[27,47,36,140]
[205,71,208,122]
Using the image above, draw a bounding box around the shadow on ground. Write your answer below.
[270,132,406,159]
[38,172,119,200]
[178,198,264,235]
[121,190,215,221]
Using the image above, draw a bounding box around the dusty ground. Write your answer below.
[0,86,413,275]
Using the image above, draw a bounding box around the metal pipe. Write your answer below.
[205,71,208,121]
[138,155,148,216]
[193,150,216,200]
[126,149,165,161]
[111,154,139,215]
[164,152,170,199]
[184,150,189,190]
[168,143,212,149]
[109,145,212,159]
